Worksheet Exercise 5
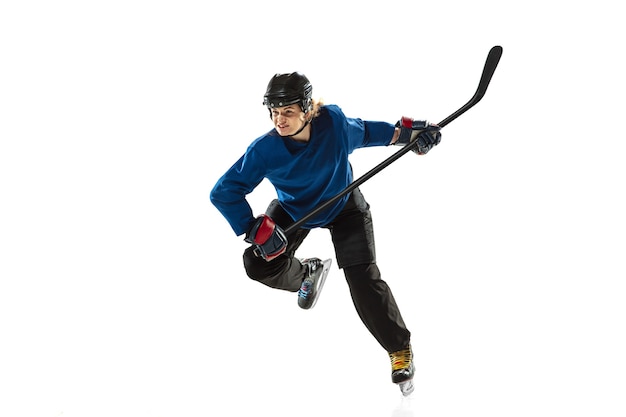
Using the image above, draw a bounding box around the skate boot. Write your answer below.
[389,345,415,396]
[297,258,332,310]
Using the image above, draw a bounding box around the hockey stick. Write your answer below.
[284,45,503,234]
[437,45,503,128]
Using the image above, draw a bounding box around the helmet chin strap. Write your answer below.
[286,120,309,138]
[269,103,313,139]
[276,109,311,139]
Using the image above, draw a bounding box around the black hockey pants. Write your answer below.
[243,188,411,354]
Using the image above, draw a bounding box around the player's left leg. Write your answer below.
[328,188,413,393]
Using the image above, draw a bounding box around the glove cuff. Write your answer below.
[395,117,430,146]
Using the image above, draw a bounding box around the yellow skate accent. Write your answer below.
[389,347,413,371]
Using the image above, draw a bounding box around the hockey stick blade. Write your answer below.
[437,45,503,128]
[283,46,503,234]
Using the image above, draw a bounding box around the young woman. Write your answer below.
[210,72,441,395]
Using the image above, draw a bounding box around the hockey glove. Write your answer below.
[244,214,288,262]
[394,117,442,155]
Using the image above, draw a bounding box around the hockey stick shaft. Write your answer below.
[284,46,503,234]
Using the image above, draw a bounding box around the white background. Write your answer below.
[1,1,624,416]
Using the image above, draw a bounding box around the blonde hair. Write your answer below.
[308,98,325,120]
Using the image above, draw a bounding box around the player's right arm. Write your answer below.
[210,149,266,236]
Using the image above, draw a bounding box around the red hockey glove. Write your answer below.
[244,215,288,262]
[394,117,442,155]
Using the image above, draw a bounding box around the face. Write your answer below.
[270,105,307,137]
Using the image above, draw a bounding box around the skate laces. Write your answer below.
[298,259,320,300]
[389,347,413,371]
[298,280,312,299]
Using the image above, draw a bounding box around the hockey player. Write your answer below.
[210,72,441,395]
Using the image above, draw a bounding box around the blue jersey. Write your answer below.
[210,104,395,236]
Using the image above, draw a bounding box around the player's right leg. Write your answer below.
[243,199,310,292]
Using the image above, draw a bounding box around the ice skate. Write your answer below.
[297,258,332,310]
[389,346,415,396]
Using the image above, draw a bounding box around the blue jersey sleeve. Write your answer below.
[210,147,267,236]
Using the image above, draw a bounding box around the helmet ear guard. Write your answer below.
[263,72,313,115]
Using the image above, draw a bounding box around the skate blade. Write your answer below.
[309,259,332,309]
[398,379,414,396]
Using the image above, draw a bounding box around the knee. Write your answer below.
[344,263,381,286]
[243,247,266,281]
[243,246,291,282]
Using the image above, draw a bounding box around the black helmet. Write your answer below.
[263,72,313,113]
